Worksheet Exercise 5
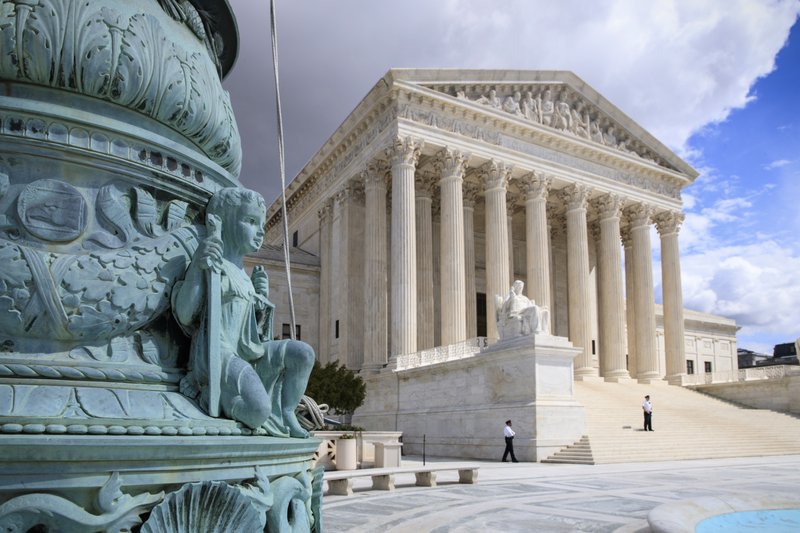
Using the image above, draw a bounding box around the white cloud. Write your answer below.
[224,0,800,350]
[226,0,800,195]
[764,159,792,170]
[681,241,800,343]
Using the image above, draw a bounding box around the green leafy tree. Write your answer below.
[305,360,366,417]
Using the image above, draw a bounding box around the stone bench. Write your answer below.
[324,464,480,496]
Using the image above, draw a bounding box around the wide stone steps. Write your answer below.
[543,380,800,464]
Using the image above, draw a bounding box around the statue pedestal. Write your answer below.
[0,435,323,531]
[355,334,586,462]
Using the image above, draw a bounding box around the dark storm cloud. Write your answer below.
[223,1,448,202]
[222,0,799,207]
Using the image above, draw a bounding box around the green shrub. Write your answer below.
[305,360,366,417]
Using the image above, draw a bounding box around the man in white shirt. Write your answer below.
[642,395,653,431]
[502,419,519,462]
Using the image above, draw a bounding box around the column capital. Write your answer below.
[434,147,469,180]
[654,210,685,236]
[624,203,652,229]
[550,212,567,240]
[591,193,624,220]
[317,198,333,222]
[589,222,601,242]
[415,170,437,198]
[362,160,389,189]
[559,183,591,212]
[463,181,481,208]
[386,136,423,167]
[520,171,552,201]
[480,159,512,191]
[620,225,633,248]
[334,180,364,206]
[507,192,522,215]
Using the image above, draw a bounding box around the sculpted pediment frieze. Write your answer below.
[421,82,678,173]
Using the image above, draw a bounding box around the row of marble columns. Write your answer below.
[321,138,687,383]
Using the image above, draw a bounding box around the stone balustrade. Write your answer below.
[395,337,490,370]
[681,364,797,385]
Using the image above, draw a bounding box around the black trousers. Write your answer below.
[644,412,653,431]
[502,436,517,461]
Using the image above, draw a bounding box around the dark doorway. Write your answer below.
[477,292,487,337]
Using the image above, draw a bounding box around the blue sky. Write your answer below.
[673,20,800,352]
[225,0,800,354]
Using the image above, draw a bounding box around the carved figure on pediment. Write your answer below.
[590,121,604,144]
[553,91,572,131]
[455,89,468,99]
[540,89,555,126]
[476,89,501,108]
[172,187,314,438]
[571,108,591,138]
[520,91,537,121]
[603,126,618,147]
[494,280,551,341]
[503,91,522,115]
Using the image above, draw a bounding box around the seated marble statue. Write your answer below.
[172,187,314,438]
[495,280,551,340]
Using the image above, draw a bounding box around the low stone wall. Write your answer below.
[354,335,585,462]
[692,371,800,415]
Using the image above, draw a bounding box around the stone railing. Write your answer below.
[395,337,490,370]
[682,365,797,386]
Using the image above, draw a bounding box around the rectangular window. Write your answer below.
[295,325,301,341]
[292,230,299,248]
[335,320,339,339]
[281,323,291,339]
[687,360,694,375]
[591,340,596,355]
[704,361,712,373]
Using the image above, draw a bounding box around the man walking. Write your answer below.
[502,419,519,462]
[642,395,653,431]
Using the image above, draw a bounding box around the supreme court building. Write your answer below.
[260,69,738,385]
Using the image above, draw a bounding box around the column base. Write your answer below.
[604,376,636,384]
[637,376,667,385]
[666,374,686,386]
[574,368,602,382]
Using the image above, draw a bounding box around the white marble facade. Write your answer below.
[259,70,738,383]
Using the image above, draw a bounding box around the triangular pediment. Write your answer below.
[387,70,695,178]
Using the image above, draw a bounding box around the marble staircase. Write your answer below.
[542,380,800,464]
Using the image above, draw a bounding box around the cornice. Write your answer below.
[266,69,694,236]
[392,82,689,196]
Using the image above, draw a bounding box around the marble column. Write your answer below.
[436,148,468,346]
[625,203,660,382]
[621,227,637,377]
[521,172,552,314]
[560,184,596,378]
[415,172,435,351]
[317,200,333,364]
[549,207,569,338]
[655,211,687,384]
[481,160,512,340]
[463,183,480,339]
[362,162,388,371]
[592,194,629,381]
[507,194,518,282]
[388,137,422,358]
